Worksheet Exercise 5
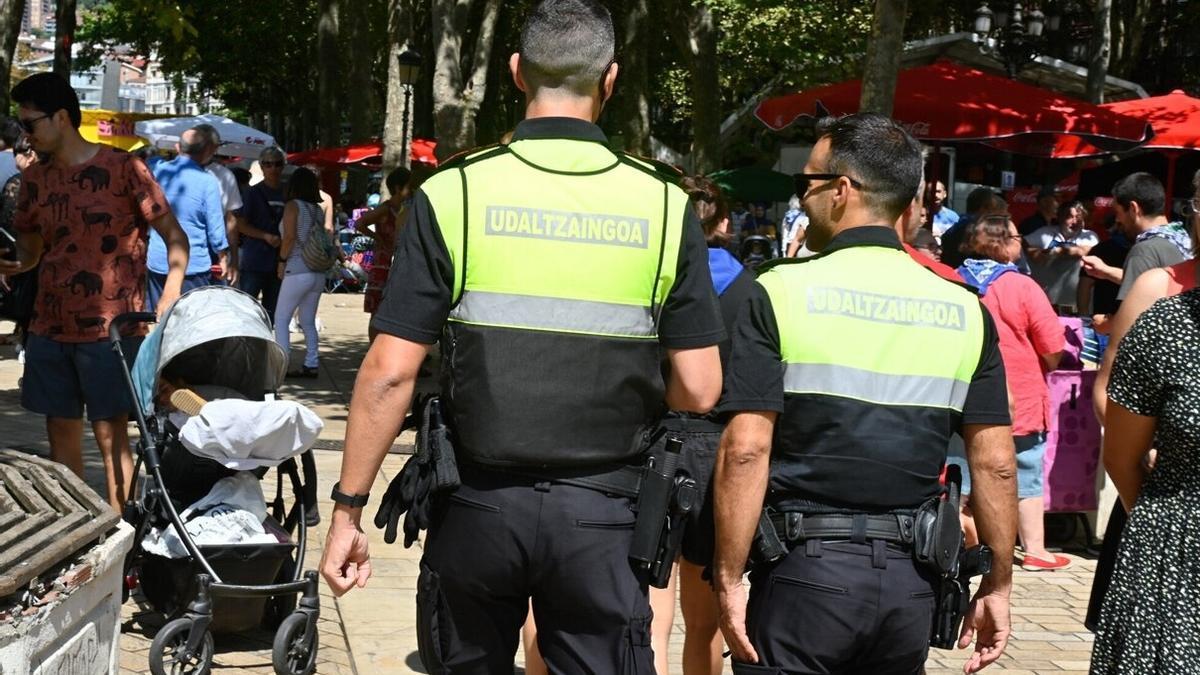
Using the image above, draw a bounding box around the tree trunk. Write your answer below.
[859,0,907,115]
[381,0,413,186]
[1086,0,1112,104]
[343,1,374,200]
[430,0,502,160]
[317,0,341,148]
[53,0,76,77]
[613,0,651,155]
[0,0,25,112]
[665,0,720,174]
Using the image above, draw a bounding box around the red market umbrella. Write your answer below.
[1051,90,1200,200]
[288,138,438,169]
[754,60,1153,158]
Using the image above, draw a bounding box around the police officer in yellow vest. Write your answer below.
[319,0,724,671]
[713,114,1019,674]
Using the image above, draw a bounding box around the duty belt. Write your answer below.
[463,462,643,500]
[769,512,916,546]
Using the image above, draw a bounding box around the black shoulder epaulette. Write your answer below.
[754,254,825,276]
[436,143,509,172]
[615,151,684,185]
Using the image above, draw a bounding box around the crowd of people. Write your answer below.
[0,72,413,515]
[2,0,1198,671]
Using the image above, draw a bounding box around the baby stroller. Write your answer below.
[739,234,777,270]
[111,286,321,675]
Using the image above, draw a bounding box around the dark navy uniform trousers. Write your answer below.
[734,539,939,675]
[417,468,654,674]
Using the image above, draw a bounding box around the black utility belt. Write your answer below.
[463,461,644,500]
[768,511,916,546]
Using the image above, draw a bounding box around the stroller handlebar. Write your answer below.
[109,312,158,344]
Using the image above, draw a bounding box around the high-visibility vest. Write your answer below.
[757,238,987,511]
[421,140,689,468]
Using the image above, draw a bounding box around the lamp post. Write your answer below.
[973,2,1079,78]
[397,47,422,168]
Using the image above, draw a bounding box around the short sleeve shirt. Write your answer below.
[1118,236,1187,301]
[980,272,1064,434]
[15,147,169,342]
[371,118,724,350]
[1024,225,1099,307]
[722,228,1009,427]
[206,161,243,214]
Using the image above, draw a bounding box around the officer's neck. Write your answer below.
[523,95,601,124]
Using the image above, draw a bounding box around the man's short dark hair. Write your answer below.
[385,166,411,194]
[0,118,22,149]
[1112,172,1165,216]
[11,72,82,128]
[814,113,923,222]
[519,0,614,97]
[965,187,1000,216]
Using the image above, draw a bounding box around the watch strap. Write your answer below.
[331,482,370,508]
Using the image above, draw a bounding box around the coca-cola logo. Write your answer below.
[902,121,931,137]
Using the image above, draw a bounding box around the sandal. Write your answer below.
[1021,553,1072,571]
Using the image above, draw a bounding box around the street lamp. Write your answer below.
[973,2,1073,78]
[397,47,422,168]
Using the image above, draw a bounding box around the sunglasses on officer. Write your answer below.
[794,173,864,200]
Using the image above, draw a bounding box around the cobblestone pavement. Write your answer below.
[1,297,1099,674]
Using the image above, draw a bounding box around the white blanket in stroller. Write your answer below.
[176,398,324,471]
[142,472,280,558]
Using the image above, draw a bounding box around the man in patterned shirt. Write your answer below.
[0,72,189,511]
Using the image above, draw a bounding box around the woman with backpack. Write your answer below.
[275,167,337,378]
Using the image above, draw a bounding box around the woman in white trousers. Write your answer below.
[275,167,326,378]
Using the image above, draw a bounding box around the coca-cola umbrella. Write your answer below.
[1050,90,1200,202]
[754,60,1153,158]
[287,139,438,170]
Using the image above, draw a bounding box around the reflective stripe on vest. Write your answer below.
[448,290,656,338]
[783,363,971,410]
[424,141,688,337]
[760,244,984,413]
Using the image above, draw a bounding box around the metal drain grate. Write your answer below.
[0,450,119,597]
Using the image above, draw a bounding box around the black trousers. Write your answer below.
[735,540,938,675]
[417,469,654,674]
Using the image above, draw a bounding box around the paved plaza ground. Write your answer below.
[1,297,1100,674]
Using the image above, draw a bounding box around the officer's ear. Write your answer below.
[510,53,528,93]
[601,62,619,105]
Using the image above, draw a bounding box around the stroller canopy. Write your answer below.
[133,286,287,416]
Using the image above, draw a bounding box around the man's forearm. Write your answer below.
[714,412,775,592]
[337,352,421,511]
[963,424,1018,588]
[237,222,271,241]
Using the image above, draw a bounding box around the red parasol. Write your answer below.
[288,138,438,169]
[754,60,1153,158]
[1052,90,1200,200]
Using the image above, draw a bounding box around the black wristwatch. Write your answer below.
[331,482,370,508]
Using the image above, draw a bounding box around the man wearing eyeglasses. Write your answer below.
[0,72,189,512]
[238,146,287,316]
[714,113,1017,674]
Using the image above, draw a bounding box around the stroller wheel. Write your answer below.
[273,612,319,675]
[148,617,214,675]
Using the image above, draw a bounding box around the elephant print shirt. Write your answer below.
[14,147,170,342]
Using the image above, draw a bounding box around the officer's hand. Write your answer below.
[958,583,1011,673]
[716,581,759,664]
[320,509,373,597]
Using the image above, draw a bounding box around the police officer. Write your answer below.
[712,114,1019,674]
[319,0,724,671]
